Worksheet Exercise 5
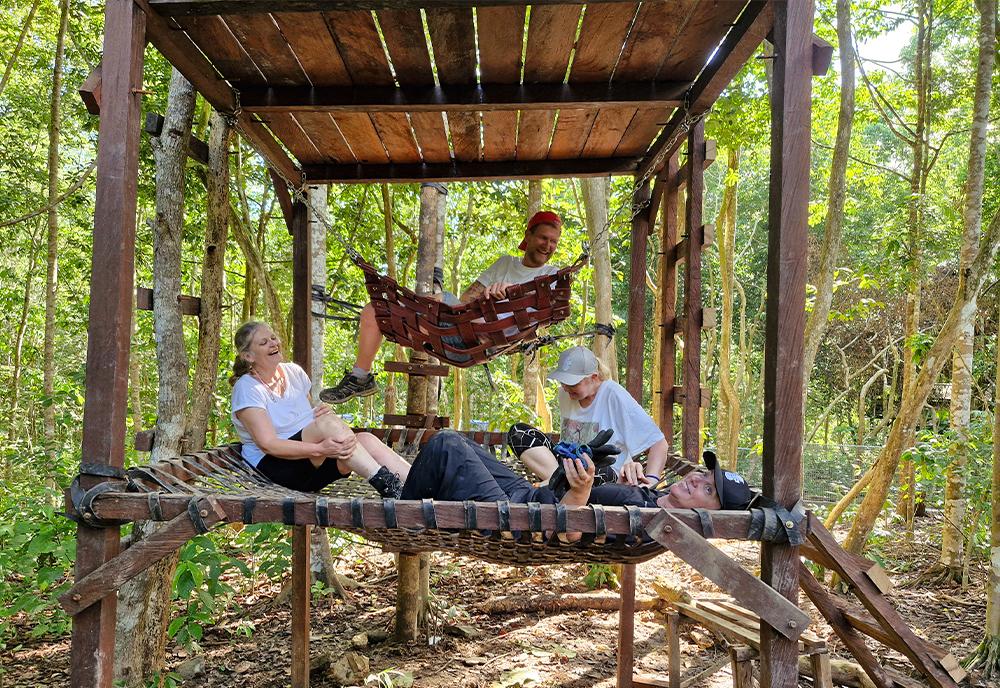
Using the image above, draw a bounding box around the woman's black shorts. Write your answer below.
[255,430,350,492]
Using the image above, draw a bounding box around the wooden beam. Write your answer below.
[238,81,688,113]
[625,177,651,401]
[672,225,716,265]
[79,61,103,116]
[637,1,773,180]
[72,1,146,685]
[82,492,778,539]
[383,361,450,376]
[673,140,718,191]
[291,201,311,375]
[132,0,301,184]
[657,152,680,437]
[645,511,809,640]
[291,526,311,687]
[671,386,710,408]
[759,2,812,685]
[811,35,834,76]
[681,121,704,462]
[136,286,201,316]
[143,112,209,165]
[150,0,638,15]
[60,496,226,616]
[269,169,295,233]
[303,157,638,184]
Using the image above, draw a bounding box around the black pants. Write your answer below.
[255,430,351,493]
[401,431,556,504]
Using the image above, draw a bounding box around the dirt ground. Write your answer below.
[3,517,995,688]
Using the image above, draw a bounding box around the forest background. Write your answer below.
[1,0,999,684]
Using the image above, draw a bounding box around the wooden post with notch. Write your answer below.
[657,152,680,439]
[290,198,312,688]
[681,121,705,461]
[759,2,813,686]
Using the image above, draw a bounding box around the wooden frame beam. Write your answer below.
[657,153,680,437]
[149,0,639,16]
[238,81,688,113]
[72,1,146,685]
[79,61,103,116]
[303,157,638,184]
[136,286,201,315]
[144,112,209,165]
[681,121,705,462]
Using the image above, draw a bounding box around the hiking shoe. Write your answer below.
[319,370,377,404]
[368,466,404,499]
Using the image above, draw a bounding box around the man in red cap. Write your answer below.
[321,210,563,404]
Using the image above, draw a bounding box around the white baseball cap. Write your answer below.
[547,346,599,385]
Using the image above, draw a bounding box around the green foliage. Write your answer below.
[582,564,619,591]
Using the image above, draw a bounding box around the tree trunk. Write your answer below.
[714,148,742,469]
[938,0,995,579]
[450,193,473,428]
[845,205,1000,554]
[9,224,42,446]
[231,199,287,347]
[115,69,196,687]
[523,181,543,412]
[581,177,617,376]
[309,184,329,398]
[186,112,232,451]
[42,0,69,450]
[802,0,855,404]
[0,0,41,100]
[383,184,402,415]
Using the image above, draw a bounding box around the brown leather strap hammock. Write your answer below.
[352,253,588,368]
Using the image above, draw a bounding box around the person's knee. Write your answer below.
[506,422,551,458]
[316,413,352,441]
[360,303,376,327]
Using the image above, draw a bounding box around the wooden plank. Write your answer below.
[88,493,765,538]
[426,7,479,162]
[273,12,351,85]
[658,155,679,436]
[809,651,833,688]
[134,430,155,452]
[291,525,311,688]
[515,110,554,160]
[681,121,704,461]
[61,496,226,616]
[570,2,638,83]
[625,178,651,401]
[549,109,598,160]
[658,0,744,81]
[667,610,681,688]
[730,646,755,688]
[269,168,295,231]
[476,5,523,160]
[72,2,145,685]
[582,106,635,158]
[79,61,103,115]
[383,361,450,376]
[173,14,265,86]
[370,112,421,163]
[331,112,389,163]
[676,602,761,647]
[636,1,772,180]
[303,156,637,183]
[673,140,718,190]
[617,563,637,688]
[671,386,710,408]
[811,35,834,76]
[645,511,809,640]
[807,521,958,688]
[382,414,450,429]
[135,286,201,316]
[759,3,811,685]
[152,0,636,14]
[222,13,307,85]
[292,201,312,375]
[797,562,892,688]
[289,112,354,163]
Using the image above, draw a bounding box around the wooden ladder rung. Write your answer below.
[383,361,450,377]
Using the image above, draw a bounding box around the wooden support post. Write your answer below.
[760,3,812,687]
[808,650,833,688]
[658,153,680,438]
[730,645,755,688]
[71,1,145,685]
[290,195,312,687]
[681,121,705,461]
[667,610,681,688]
[271,169,295,233]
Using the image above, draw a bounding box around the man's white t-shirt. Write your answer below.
[476,254,559,287]
[231,362,314,467]
[558,379,665,471]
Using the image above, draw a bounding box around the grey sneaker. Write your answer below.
[368,466,403,499]
[320,370,377,404]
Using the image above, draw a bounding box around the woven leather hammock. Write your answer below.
[353,253,588,368]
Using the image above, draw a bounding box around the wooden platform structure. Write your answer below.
[68,1,881,687]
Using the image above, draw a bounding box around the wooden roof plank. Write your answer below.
[477,5,525,82]
[482,110,517,160]
[409,111,452,162]
[292,112,356,163]
[303,156,638,183]
[657,0,747,81]
[548,108,598,159]
[614,0,697,80]
[516,109,555,160]
[265,112,326,164]
[523,5,582,83]
[371,112,422,163]
[324,9,395,85]
[614,107,673,157]
[376,9,435,84]
[447,111,482,161]
[581,106,634,158]
[332,112,390,163]
[152,0,638,16]
[222,14,308,85]
[174,14,265,85]
[426,8,480,161]
[569,2,639,83]
[272,12,352,86]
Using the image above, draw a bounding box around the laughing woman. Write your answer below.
[229,321,410,496]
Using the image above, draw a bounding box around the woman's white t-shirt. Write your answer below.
[231,362,314,467]
[558,379,665,471]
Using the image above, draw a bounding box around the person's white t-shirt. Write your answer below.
[231,362,314,467]
[558,379,665,471]
[476,255,559,287]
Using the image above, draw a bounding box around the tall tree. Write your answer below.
[523,180,543,412]
[801,0,856,401]
[0,0,41,100]
[936,0,996,582]
[186,112,232,451]
[42,0,69,450]
[8,223,42,445]
[581,177,617,376]
[714,148,742,468]
[114,69,196,687]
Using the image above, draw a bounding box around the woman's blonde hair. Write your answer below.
[229,321,266,386]
[595,356,613,382]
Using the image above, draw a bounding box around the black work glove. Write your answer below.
[547,430,621,497]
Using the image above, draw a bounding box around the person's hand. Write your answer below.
[618,460,647,486]
[314,433,356,460]
[562,457,595,502]
[483,282,513,300]
[312,403,332,419]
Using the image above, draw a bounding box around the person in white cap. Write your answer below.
[508,345,668,486]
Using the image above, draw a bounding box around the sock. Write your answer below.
[351,366,369,379]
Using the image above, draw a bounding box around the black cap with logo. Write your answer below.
[702,450,756,510]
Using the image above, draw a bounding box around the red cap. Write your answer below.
[519,211,562,250]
